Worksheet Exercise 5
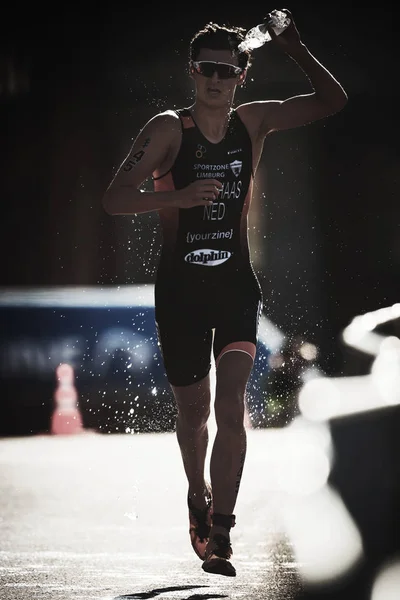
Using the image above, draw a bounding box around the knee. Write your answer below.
[176,404,210,431]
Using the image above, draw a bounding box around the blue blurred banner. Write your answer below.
[0,285,282,435]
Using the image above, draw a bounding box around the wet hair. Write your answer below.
[189,22,252,71]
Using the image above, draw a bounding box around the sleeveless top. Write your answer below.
[153,107,260,299]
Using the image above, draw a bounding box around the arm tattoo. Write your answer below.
[123,150,144,171]
[123,137,152,172]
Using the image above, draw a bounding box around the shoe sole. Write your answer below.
[202,557,236,577]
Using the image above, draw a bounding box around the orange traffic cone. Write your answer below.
[50,363,84,435]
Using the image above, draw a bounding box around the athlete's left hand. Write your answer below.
[265,9,302,53]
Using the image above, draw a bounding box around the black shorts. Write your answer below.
[155,280,263,387]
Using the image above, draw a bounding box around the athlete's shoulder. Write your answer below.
[139,109,183,150]
[235,103,263,127]
[236,101,282,138]
[236,100,278,119]
[146,109,181,130]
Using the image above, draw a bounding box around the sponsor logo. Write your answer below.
[227,148,242,155]
[230,160,242,177]
[197,172,226,178]
[184,249,232,266]
[196,144,206,158]
[186,229,233,243]
[194,163,229,171]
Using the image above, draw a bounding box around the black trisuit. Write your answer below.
[153,108,263,386]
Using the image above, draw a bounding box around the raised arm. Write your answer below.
[102,111,222,215]
[238,9,348,136]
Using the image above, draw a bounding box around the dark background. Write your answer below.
[1,7,400,594]
[1,2,399,376]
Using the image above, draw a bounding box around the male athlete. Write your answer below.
[102,9,347,577]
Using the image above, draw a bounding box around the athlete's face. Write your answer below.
[190,49,245,107]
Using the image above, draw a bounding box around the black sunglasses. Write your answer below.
[192,61,243,79]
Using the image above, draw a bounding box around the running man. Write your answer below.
[102,9,347,576]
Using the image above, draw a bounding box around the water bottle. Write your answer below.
[238,9,291,52]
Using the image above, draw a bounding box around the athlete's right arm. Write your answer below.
[102,111,222,215]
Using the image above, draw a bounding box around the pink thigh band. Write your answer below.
[215,341,257,369]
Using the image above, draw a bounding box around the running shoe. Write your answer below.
[202,532,236,577]
[188,482,213,560]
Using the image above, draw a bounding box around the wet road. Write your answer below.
[0,426,304,600]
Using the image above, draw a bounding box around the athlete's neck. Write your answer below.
[189,102,233,144]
